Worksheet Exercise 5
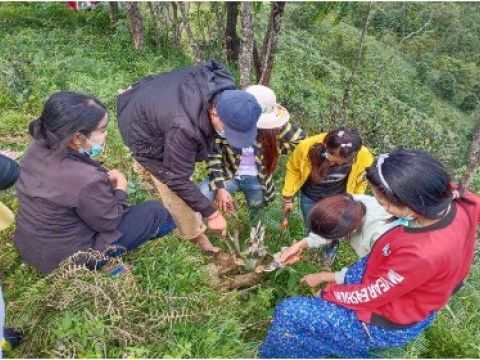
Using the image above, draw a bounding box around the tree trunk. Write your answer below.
[196,2,209,59]
[352,2,373,73]
[225,2,240,64]
[463,118,480,187]
[158,2,170,47]
[147,2,161,48]
[239,2,255,89]
[253,40,262,82]
[171,2,180,48]
[211,2,226,62]
[211,2,225,44]
[125,2,145,50]
[108,2,119,24]
[342,2,373,110]
[258,2,286,86]
[178,2,202,63]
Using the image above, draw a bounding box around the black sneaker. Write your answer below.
[2,328,23,352]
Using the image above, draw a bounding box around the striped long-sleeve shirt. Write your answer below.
[207,122,306,203]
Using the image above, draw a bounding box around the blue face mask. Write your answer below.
[216,130,225,138]
[79,135,104,158]
[88,144,104,157]
[395,216,414,227]
[321,152,328,159]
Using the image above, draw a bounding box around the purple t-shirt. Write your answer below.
[236,147,258,177]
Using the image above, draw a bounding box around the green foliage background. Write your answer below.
[0,2,479,358]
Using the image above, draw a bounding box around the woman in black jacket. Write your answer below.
[14,91,176,274]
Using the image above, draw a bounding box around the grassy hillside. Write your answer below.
[0,2,479,358]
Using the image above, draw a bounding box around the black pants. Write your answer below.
[103,200,176,259]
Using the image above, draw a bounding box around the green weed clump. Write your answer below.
[6,241,265,358]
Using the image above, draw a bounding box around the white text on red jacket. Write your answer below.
[333,270,405,304]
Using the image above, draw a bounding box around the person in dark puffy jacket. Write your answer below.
[117,60,261,253]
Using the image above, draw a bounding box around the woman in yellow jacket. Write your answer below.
[281,128,373,264]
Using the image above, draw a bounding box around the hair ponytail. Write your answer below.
[29,91,106,151]
[308,142,330,182]
[308,127,363,183]
[29,117,45,140]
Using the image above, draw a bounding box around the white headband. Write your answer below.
[377,154,392,192]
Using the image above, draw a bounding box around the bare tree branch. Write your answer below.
[342,1,374,111]
[369,8,433,97]
[399,14,432,47]
[258,2,286,86]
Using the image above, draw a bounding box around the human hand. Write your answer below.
[108,170,128,191]
[300,272,336,288]
[278,240,308,266]
[214,188,235,214]
[281,200,294,230]
[207,211,227,236]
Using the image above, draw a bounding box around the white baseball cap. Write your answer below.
[245,85,290,129]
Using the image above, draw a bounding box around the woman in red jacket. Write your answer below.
[260,148,480,358]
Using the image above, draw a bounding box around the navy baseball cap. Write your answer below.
[215,90,261,149]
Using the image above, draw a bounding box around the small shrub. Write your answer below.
[473,83,480,98]
[460,94,479,113]
[432,71,457,100]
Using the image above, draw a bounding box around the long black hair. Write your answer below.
[308,128,363,183]
[29,91,107,150]
[366,148,465,220]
